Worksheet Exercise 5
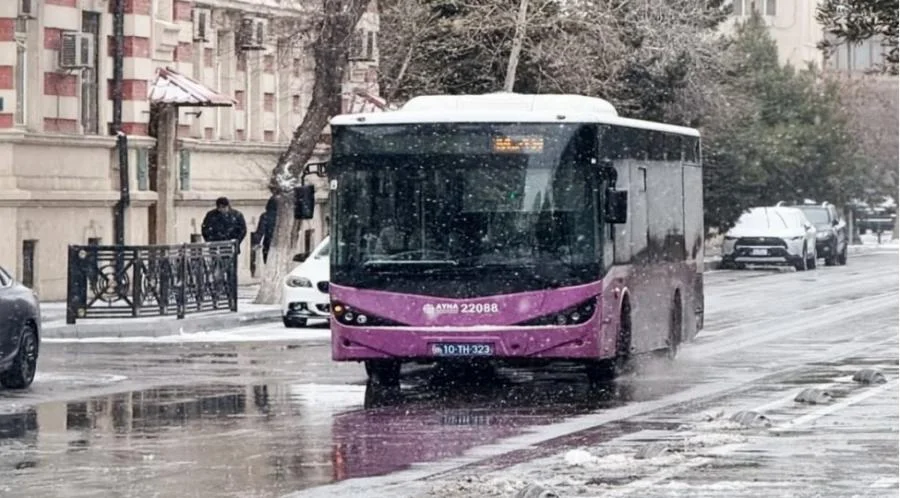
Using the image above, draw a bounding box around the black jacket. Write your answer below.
[202,208,248,252]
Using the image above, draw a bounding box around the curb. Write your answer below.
[41,308,282,339]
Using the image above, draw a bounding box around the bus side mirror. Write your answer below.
[605,189,628,224]
[294,185,315,220]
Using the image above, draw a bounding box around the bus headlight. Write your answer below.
[519,298,598,326]
[331,302,404,326]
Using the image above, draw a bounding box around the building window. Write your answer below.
[765,0,776,16]
[22,239,37,290]
[179,149,191,190]
[136,148,149,191]
[81,11,101,134]
[14,19,26,126]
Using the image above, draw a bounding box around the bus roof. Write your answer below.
[329,93,701,137]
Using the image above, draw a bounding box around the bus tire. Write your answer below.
[666,292,682,360]
[586,298,631,384]
[364,360,401,389]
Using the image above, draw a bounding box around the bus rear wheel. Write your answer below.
[666,293,682,360]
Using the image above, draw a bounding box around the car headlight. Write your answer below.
[788,236,803,241]
[816,231,832,240]
[285,276,312,288]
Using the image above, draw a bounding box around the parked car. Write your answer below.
[0,265,40,389]
[793,202,849,266]
[721,207,817,271]
[282,237,330,328]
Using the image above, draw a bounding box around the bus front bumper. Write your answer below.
[331,321,609,362]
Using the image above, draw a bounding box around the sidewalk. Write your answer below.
[41,284,282,340]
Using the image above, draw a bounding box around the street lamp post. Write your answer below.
[112,0,130,247]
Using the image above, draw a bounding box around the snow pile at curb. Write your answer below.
[424,418,760,498]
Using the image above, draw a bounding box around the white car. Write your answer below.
[282,236,330,327]
[721,207,817,271]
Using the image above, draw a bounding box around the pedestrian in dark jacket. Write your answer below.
[253,196,278,264]
[202,197,248,253]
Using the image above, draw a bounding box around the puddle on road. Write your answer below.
[0,361,701,497]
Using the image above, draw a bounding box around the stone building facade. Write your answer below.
[0,0,380,300]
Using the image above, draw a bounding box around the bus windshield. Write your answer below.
[331,123,600,286]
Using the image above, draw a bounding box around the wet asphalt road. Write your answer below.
[0,250,897,498]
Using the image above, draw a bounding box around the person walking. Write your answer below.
[202,197,248,254]
[252,196,278,264]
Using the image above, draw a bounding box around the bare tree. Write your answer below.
[255,0,371,305]
[377,0,728,123]
[838,74,899,197]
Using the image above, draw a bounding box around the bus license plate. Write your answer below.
[752,249,767,256]
[431,343,493,357]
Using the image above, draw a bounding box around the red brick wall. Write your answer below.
[174,1,193,22]
[0,19,15,42]
[44,118,78,133]
[0,66,13,90]
[107,36,151,58]
[44,73,77,97]
[107,79,148,101]
[175,42,193,62]
[121,122,148,135]
[44,28,64,50]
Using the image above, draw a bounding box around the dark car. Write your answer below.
[795,203,849,266]
[0,266,40,389]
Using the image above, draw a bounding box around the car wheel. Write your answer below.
[1,323,38,390]
[283,316,307,328]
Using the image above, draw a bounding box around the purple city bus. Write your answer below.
[327,93,704,388]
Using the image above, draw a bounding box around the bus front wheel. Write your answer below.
[587,299,632,384]
[364,360,401,389]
